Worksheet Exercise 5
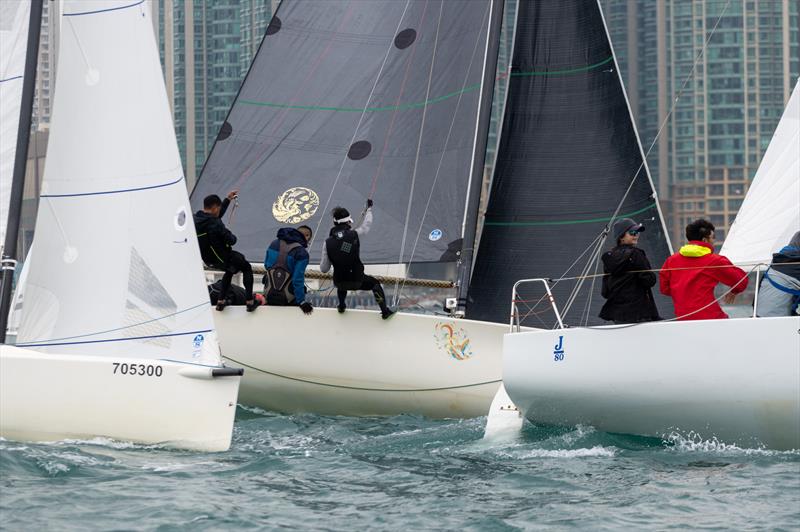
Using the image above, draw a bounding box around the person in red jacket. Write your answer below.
[660,219,748,320]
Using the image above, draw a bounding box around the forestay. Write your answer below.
[0,0,31,246]
[721,80,800,265]
[15,0,221,365]
[467,0,672,326]
[193,0,493,267]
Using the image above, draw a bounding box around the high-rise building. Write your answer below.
[605,0,799,244]
[152,0,275,186]
[31,0,60,130]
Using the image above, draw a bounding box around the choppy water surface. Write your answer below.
[1,408,798,530]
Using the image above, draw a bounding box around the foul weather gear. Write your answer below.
[757,245,800,317]
[599,245,661,323]
[194,198,234,266]
[263,227,310,305]
[660,241,748,320]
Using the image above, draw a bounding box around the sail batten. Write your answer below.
[193,0,495,268]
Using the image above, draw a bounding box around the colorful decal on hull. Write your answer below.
[434,322,473,360]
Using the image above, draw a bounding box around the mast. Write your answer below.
[0,0,44,343]
[455,0,505,315]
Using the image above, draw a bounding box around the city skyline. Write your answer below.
[606,0,799,243]
[14,0,800,247]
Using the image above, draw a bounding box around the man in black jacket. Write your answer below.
[194,190,258,312]
[598,218,661,324]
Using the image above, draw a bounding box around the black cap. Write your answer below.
[612,218,645,241]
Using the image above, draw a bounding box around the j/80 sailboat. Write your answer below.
[192,0,672,418]
[501,79,800,450]
[0,0,241,451]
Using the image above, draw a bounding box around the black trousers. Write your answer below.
[220,251,253,301]
[336,275,388,312]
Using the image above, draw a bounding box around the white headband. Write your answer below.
[334,216,353,224]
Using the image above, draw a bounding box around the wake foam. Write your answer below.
[664,430,799,456]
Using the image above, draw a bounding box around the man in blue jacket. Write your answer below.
[263,225,313,314]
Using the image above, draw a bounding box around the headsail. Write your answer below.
[0,0,31,247]
[721,80,799,265]
[193,0,494,268]
[467,0,672,326]
[16,0,221,365]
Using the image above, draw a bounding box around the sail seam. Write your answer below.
[237,56,614,113]
[0,76,23,83]
[17,329,212,348]
[484,202,657,226]
[40,176,183,198]
[63,0,145,17]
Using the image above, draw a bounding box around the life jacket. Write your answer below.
[325,227,364,289]
[263,240,301,305]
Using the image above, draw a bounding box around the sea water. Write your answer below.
[1,407,798,530]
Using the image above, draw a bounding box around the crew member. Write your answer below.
[194,190,259,312]
[320,199,395,320]
[263,225,314,315]
[660,219,748,320]
[598,218,661,324]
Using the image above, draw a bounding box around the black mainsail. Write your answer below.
[466,0,672,326]
[193,0,497,270]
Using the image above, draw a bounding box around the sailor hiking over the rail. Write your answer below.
[320,199,395,320]
[263,225,314,315]
[194,190,260,312]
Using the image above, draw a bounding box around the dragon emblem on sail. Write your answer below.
[272,187,320,223]
[434,322,473,360]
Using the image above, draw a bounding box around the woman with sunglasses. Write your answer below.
[599,218,662,324]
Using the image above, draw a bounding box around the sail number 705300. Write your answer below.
[112,362,163,377]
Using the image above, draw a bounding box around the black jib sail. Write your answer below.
[193,0,496,269]
[466,0,672,326]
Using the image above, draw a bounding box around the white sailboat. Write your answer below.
[0,0,242,451]
[501,80,800,450]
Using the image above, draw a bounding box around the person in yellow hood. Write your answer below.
[660,219,748,320]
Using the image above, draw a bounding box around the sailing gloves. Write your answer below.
[300,302,314,315]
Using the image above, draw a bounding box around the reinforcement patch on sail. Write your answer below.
[192,0,493,265]
[466,0,672,326]
[123,248,175,348]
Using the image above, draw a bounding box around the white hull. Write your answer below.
[0,345,241,451]
[215,307,506,418]
[503,317,800,450]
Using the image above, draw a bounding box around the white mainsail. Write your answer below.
[0,0,31,246]
[721,80,800,264]
[16,0,220,365]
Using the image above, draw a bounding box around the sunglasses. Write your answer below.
[627,230,640,236]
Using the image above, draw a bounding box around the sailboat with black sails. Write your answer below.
[193,0,672,418]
